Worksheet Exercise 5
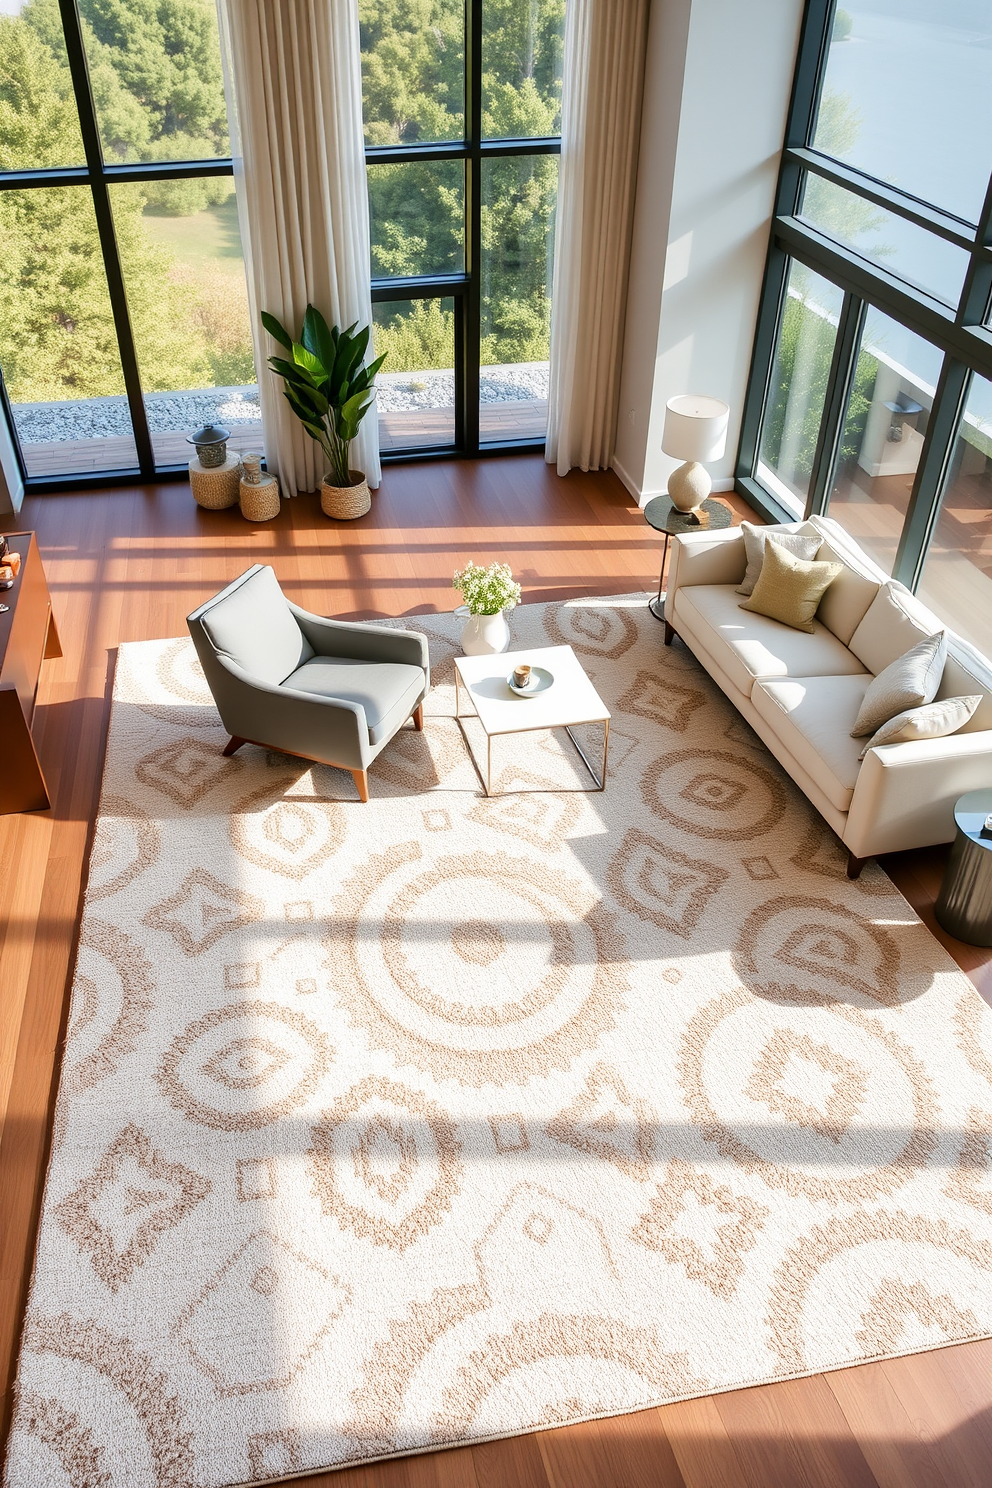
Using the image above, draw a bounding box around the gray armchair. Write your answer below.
[187,565,430,801]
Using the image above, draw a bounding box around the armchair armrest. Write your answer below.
[844,728,992,859]
[212,654,373,770]
[288,604,430,678]
[664,527,746,622]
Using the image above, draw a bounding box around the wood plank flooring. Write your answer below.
[2,455,992,1487]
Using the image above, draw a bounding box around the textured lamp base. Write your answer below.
[667,460,711,513]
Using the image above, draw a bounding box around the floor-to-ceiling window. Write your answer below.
[0,0,259,487]
[361,0,563,456]
[738,0,992,651]
[0,0,563,491]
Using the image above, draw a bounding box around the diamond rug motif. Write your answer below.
[9,596,992,1488]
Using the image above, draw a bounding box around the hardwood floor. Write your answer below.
[2,455,991,1487]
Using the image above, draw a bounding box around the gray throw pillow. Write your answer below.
[736,522,822,596]
[851,631,947,738]
[858,694,981,759]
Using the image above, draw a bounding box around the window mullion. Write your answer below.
[57,0,154,476]
[958,170,992,328]
[892,358,970,591]
[462,0,483,456]
[806,292,865,518]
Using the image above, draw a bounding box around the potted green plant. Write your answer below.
[261,304,386,519]
[452,560,522,654]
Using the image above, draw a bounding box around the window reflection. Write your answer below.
[918,374,992,656]
[827,309,942,574]
[756,263,844,514]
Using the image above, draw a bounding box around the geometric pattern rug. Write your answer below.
[8,595,992,1488]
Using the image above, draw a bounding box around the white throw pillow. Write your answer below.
[736,521,822,596]
[851,631,948,738]
[858,694,981,759]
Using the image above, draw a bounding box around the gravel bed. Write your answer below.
[13,363,549,443]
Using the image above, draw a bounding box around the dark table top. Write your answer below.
[643,494,733,537]
[954,789,992,850]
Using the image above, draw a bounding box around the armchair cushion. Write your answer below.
[200,566,313,685]
[282,657,425,745]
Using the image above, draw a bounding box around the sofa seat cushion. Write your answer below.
[752,675,871,813]
[674,584,869,698]
[282,657,425,745]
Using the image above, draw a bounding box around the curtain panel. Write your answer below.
[219,0,379,495]
[546,0,650,476]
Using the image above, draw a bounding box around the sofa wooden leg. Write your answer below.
[412,703,424,731]
[223,736,246,757]
[352,769,369,803]
[664,621,676,647]
[846,851,868,880]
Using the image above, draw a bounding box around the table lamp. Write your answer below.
[662,394,730,515]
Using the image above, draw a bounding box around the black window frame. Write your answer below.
[0,0,561,494]
[736,0,992,592]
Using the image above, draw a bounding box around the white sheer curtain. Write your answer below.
[545,0,649,476]
[219,0,379,494]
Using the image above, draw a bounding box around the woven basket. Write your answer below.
[239,473,281,522]
[320,471,371,520]
[189,454,241,509]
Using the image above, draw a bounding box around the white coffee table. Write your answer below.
[454,644,610,796]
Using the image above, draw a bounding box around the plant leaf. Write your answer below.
[268,354,318,389]
[292,341,327,383]
[302,305,336,372]
[261,310,293,350]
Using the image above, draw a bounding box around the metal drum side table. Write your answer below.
[643,495,732,621]
[935,789,992,946]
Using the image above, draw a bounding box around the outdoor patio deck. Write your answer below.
[13,398,548,480]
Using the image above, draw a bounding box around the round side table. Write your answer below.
[935,789,992,946]
[643,495,732,621]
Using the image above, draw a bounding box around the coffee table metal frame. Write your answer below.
[454,644,610,796]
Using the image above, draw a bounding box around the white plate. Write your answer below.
[507,666,554,697]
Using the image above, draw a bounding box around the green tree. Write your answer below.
[0,13,212,402]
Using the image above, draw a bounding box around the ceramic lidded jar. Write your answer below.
[187,423,231,469]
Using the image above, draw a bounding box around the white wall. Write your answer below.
[613,0,804,503]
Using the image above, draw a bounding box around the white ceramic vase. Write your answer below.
[457,605,510,655]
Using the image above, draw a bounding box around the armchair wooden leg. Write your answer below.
[351,769,369,803]
[223,736,246,757]
[846,851,868,880]
[412,703,424,731]
[664,621,676,647]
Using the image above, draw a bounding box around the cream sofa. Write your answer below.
[664,514,992,876]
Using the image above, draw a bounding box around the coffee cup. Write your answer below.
[513,663,532,689]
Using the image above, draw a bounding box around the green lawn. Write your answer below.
[142,196,245,276]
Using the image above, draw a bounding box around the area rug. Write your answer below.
[8,596,992,1488]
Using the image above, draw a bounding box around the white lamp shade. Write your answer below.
[662,394,730,463]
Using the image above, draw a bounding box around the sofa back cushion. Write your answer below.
[813,537,881,644]
[937,642,992,732]
[847,582,942,675]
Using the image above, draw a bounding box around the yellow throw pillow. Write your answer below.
[739,537,843,634]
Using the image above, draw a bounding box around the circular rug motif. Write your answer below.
[327,842,626,1086]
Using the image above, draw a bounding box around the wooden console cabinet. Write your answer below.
[0,531,61,814]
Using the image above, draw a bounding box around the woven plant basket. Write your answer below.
[320,471,371,520]
[239,473,281,522]
[189,454,241,509]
